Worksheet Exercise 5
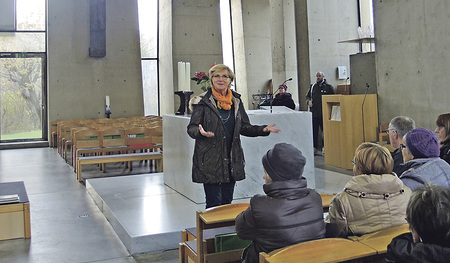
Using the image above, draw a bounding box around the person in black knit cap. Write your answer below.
[235,143,325,263]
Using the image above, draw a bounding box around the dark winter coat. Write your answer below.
[272,93,295,110]
[440,142,450,165]
[235,178,326,263]
[392,148,408,176]
[386,232,450,263]
[305,80,334,118]
[187,89,269,184]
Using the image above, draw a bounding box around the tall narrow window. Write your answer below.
[219,0,234,72]
[0,0,46,142]
[359,0,374,52]
[138,0,159,116]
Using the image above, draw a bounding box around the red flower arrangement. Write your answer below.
[191,64,216,92]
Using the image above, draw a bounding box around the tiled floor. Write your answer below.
[0,147,352,263]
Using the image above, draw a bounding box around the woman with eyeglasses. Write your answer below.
[187,64,280,208]
[435,113,450,164]
[386,184,450,263]
[399,128,450,191]
[325,142,411,238]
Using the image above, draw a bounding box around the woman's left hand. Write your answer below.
[264,123,280,133]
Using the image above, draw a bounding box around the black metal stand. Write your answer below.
[175,91,194,115]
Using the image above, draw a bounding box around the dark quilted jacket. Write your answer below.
[235,178,326,263]
[187,89,269,184]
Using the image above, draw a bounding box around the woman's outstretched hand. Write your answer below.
[199,124,215,137]
[264,123,280,133]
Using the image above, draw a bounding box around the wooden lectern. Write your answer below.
[322,94,378,170]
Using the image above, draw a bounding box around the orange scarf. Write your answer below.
[211,87,233,110]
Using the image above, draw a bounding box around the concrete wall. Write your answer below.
[374,1,450,129]
[270,0,299,108]
[171,0,223,101]
[298,0,359,110]
[47,0,144,122]
[231,0,272,108]
[350,52,376,95]
[159,0,174,116]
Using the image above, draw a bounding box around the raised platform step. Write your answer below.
[86,173,205,254]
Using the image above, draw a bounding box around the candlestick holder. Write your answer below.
[175,91,194,115]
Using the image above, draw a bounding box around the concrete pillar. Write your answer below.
[160,0,223,115]
[231,0,272,109]
[270,0,299,106]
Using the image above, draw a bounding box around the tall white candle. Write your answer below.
[178,61,185,91]
[105,95,110,106]
[185,62,191,91]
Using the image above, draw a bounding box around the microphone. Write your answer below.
[281,78,293,86]
[362,83,370,142]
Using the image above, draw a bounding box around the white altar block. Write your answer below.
[163,107,314,204]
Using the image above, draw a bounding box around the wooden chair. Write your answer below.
[50,120,59,148]
[179,203,250,263]
[126,127,157,171]
[98,127,128,172]
[379,123,390,145]
[72,128,102,174]
[259,238,377,263]
[65,126,89,165]
[320,193,335,213]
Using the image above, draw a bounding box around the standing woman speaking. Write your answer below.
[188,64,280,208]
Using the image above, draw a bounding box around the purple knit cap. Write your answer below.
[406,128,440,158]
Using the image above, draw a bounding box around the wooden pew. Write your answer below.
[320,193,335,213]
[179,203,250,263]
[259,238,377,263]
[351,224,410,256]
[76,152,163,182]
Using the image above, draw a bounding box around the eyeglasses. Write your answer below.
[212,75,230,80]
[351,158,355,165]
[436,126,444,131]
[400,144,406,150]
[383,129,395,136]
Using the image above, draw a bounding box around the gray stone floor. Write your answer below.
[0,147,351,263]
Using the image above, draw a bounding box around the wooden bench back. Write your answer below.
[126,127,152,147]
[73,128,101,149]
[99,128,126,148]
[259,238,377,263]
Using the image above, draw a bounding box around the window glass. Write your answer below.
[142,60,158,116]
[16,0,45,31]
[138,0,157,58]
[0,32,45,52]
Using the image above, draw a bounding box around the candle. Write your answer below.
[105,95,110,106]
[185,62,191,91]
[178,61,185,91]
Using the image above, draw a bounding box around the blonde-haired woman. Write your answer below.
[187,64,280,208]
[326,142,411,238]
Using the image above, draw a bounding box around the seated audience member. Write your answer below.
[387,116,416,175]
[235,143,325,263]
[271,84,296,110]
[435,113,450,164]
[326,142,411,238]
[399,128,450,191]
[386,184,450,263]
